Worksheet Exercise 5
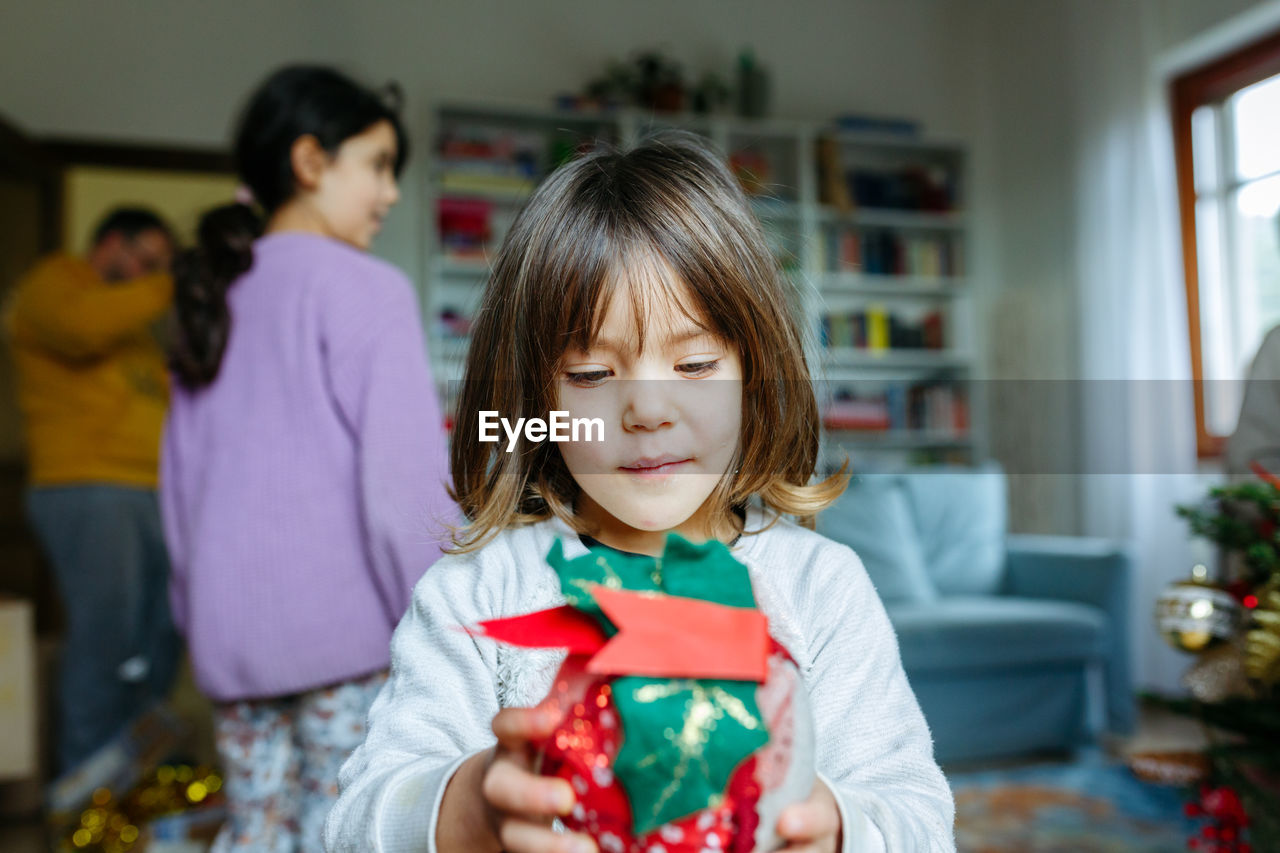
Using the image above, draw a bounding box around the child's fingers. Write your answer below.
[492,706,560,750]
[776,796,841,842]
[482,755,575,818]
[497,819,597,853]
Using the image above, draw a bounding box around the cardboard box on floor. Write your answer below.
[0,597,36,780]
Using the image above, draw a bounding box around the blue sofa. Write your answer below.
[817,466,1134,764]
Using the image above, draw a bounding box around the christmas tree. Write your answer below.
[1158,464,1280,851]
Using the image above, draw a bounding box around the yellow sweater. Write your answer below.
[5,254,172,487]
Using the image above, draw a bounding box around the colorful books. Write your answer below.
[821,227,962,277]
[820,308,945,350]
[822,382,969,434]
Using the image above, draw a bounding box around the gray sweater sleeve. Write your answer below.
[801,543,955,852]
[323,549,504,853]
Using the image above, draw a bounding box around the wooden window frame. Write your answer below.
[1172,29,1280,458]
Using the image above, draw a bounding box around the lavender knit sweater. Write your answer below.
[161,232,455,702]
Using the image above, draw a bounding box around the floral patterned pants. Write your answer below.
[211,670,387,852]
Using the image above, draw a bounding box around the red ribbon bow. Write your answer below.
[471,586,770,682]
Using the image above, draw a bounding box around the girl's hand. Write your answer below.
[481,706,597,853]
[776,778,842,852]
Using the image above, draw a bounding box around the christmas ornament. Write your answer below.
[1184,783,1251,853]
[1244,581,1280,687]
[1156,566,1240,653]
[471,535,814,853]
[1182,644,1252,703]
[61,764,223,853]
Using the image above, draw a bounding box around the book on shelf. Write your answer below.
[867,308,890,351]
[438,197,494,260]
[439,171,535,196]
[821,308,945,351]
[832,114,922,137]
[823,382,969,434]
[438,125,544,173]
[436,308,472,339]
[823,397,891,431]
[729,148,773,197]
[816,135,854,212]
[845,165,957,212]
[820,228,962,277]
[438,121,614,189]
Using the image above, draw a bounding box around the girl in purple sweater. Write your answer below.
[161,65,454,852]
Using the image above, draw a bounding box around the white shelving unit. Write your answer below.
[425,101,983,470]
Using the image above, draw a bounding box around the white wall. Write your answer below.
[0,0,980,287]
[1153,0,1276,50]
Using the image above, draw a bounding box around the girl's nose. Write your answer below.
[386,177,400,206]
[621,380,677,432]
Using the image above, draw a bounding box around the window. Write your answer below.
[1172,31,1280,457]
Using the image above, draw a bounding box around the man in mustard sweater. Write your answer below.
[6,207,182,773]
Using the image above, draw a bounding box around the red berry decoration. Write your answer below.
[1185,784,1251,853]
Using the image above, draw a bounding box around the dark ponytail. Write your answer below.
[170,204,262,387]
[170,64,408,388]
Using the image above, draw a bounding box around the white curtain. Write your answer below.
[1066,0,1213,693]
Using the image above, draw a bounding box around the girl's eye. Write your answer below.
[564,369,612,387]
[676,360,720,377]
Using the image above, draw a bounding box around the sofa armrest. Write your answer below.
[1003,534,1135,733]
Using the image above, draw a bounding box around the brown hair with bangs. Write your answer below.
[448,130,847,551]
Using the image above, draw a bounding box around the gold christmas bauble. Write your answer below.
[1244,582,1280,686]
[1155,568,1240,653]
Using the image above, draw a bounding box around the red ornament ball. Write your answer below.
[533,648,814,853]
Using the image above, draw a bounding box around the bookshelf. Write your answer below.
[426,102,982,471]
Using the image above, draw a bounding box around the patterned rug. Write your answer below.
[949,753,1197,852]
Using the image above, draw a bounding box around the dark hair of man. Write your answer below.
[92,207,174,246]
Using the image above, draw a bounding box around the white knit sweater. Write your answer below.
[324,509,955,852]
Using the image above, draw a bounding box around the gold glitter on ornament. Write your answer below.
[1155,571,1239,653]
[631,681,765,827]
[1181,643,1251,702]
[1244,581,1280,686]
[60,765,224,853]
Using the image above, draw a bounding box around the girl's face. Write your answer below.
[309,119,400,249]
[556,268,743,555]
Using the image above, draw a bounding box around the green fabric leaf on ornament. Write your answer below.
[657,534,758,609]
[614,675,767,834]
[547,539,663,634]
[545,535,770,835]
[547,534,758,625]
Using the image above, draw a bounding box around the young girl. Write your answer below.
[160,65,454,852]
[325,132,954,852]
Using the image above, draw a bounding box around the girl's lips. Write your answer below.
[619,457,691,477]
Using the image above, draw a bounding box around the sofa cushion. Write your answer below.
[886,596,1108,672]
[817,475,937,603]
[899,464,1007,596]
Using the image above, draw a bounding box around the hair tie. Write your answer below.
[380,81,404,112]
[233,185,256,206]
